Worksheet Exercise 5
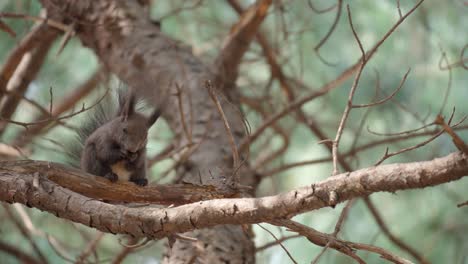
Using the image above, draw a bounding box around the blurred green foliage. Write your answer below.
[0,0,467,263]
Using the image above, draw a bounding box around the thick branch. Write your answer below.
[0,152,466,239]
[0,160,235,205]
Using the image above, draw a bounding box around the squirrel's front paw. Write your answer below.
[104,172,118,182]
[130,178,148,186]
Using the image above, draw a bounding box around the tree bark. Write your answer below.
[0,160,236,205]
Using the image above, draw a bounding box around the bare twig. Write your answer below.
[0,19,16,37]
[364,197,428,264]
[175,83,193,144]
[374,130,442,166]
[311,200,356,264]
[396,0,403,18]
[374,110,463,165]
[12,202,75,264]
[56,22,76,56]
[438,43,468,70]
[148,143,176,167]
[45,235,75,263]
[112,240,136,264]
[158,0,204,21]
[0,12,71,32]
[118,237,152,249]
[307,0,337,13]
[0,240,41,264]
[2,90,52,122]
[348,70,382,157]
[272,219,414,264]
[112,237,151,264]
[261,125,468,177]
[206,80,241,176]
[367,121,435,137]
[437,48,453,115]
[239,0,425,153]
[2,204,48,264]
[75,232,105,264]
[435,114,468,153]
[257,224,298,264]
[313,0,343,66]
[13,68,104,146]
[273,220,367,264]
[331,4,367,175]
[352,69,410,108]
[460,44,468,70]
[256,234,301,252]
[1,87,110,129]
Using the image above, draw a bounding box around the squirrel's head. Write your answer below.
[113,91,161,154]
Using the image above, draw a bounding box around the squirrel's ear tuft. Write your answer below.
[147,108,161,128]
[119,91,136,120]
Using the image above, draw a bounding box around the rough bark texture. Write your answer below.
[1,152,466,239]
[0,160,236,205]
[39,0,254,262]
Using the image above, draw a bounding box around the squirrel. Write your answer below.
[72,89,160,186]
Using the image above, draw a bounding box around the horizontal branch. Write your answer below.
[0,152,466,239]
[0,160,234,205]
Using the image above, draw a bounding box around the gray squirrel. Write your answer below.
[73,89,160,186]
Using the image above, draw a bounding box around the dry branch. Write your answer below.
[239,0,424,151]
[0,23,53,100]
[364,197,428,264]
[13,68,104,146]
[0,160,235,205]
[2,204,48,264]
[270,219,413,264]
[0,240,41,264]
[0,152,466,239]
[0,26,58,134]
[217,0,273,84]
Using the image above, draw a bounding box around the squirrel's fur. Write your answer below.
[70,89,160,186]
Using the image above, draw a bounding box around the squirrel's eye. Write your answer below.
[123,127,128,134]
